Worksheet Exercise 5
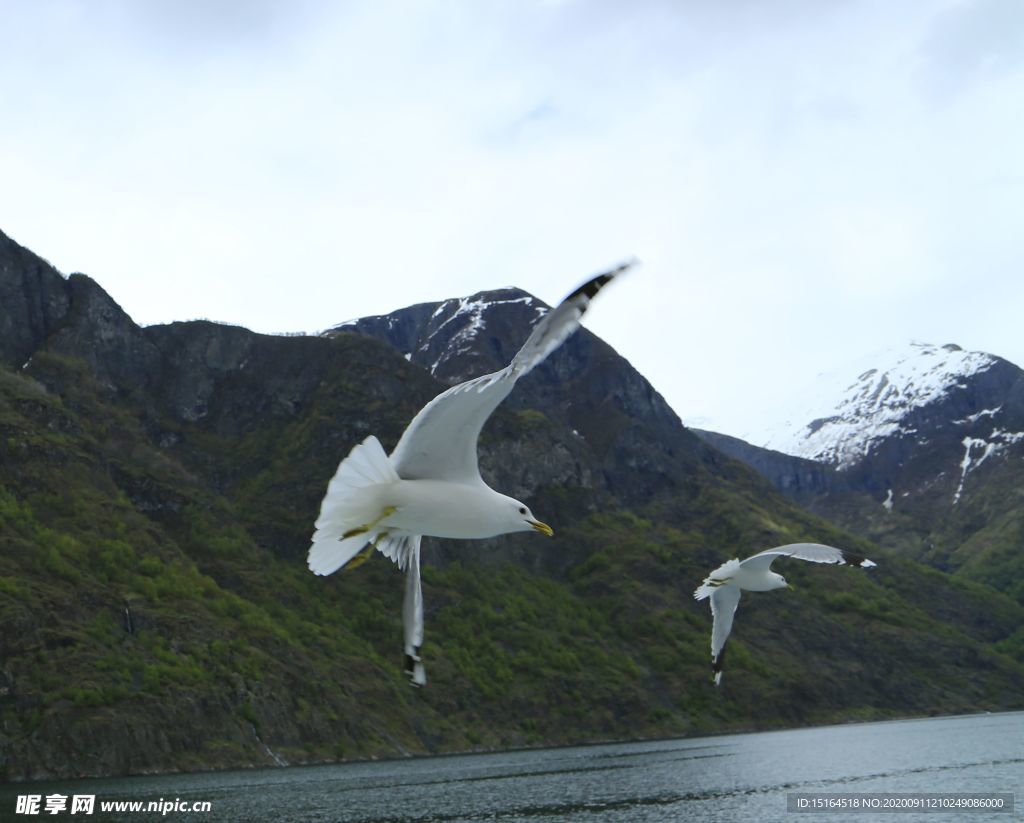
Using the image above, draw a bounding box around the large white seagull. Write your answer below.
[309,262,632,685]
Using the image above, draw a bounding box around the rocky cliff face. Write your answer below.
[0,232,72,371]
[691,429,843,500]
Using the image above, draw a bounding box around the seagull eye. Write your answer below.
[518,507,527,515]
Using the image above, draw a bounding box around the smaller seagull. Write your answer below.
[694,543,876,685]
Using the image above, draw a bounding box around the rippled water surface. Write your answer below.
[3,711,1020,821]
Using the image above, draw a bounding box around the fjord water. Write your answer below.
[4,711,1020,822]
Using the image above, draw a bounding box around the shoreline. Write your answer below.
[4,706,1020,788]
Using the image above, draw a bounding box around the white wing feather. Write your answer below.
[390,261,633,483]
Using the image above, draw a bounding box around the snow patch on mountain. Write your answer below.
[953,428,1024,504]
[953,407,1001,425]
[424,293,546,375]
[745,342,999,468]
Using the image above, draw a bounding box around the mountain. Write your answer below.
[689,429,843,501]
[329,287,714,516]
[2,228,1023,781]
[698,342,1024,603]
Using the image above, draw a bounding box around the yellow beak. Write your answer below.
[529,519,554,537]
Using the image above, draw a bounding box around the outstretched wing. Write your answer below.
[740,542,876,573]
[710,584,742,686]
[390,261,634,483]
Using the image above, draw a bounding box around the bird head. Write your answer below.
[507,497,553,537]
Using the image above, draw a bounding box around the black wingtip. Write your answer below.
[712,645,726,686]
[841,549,877,568]
[404,648,426,687]
[566,259,637,302]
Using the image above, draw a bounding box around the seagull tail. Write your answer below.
[309,533,373,576]
[693,583,714,601]
[694,558,742,600]
[308,435,400,576]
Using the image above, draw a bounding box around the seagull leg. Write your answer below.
[345,539,380,571]
[340,505,397,539]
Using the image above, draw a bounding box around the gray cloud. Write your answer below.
[921,0,1024,99]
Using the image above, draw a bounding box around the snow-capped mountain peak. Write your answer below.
[327,288,548,385]
[749,342,999,468]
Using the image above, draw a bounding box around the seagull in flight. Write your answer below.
[694,542,876,685]
[309,262,633,685]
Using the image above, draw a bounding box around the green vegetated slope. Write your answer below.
[884,458,1024,606]
[2,336,1023,781]
[791,450,1024,609]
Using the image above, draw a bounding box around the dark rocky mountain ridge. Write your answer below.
[690,429,844,500]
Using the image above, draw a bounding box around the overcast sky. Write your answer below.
[2,0,1022,441]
